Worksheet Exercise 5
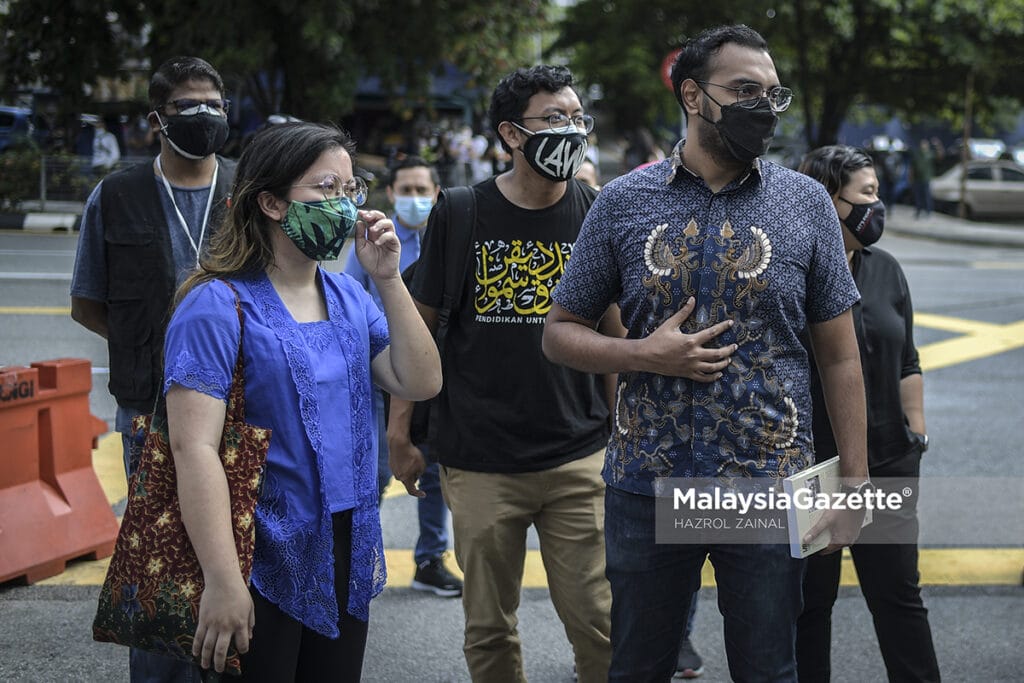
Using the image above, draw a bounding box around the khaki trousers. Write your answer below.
[441,449,612,683]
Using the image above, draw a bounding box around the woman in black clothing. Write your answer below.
[796,146,941,683]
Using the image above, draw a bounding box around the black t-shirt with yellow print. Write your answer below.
[411,177,609,473]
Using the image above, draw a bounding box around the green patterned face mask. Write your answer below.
[279,197,358,261]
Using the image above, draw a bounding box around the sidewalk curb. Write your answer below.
[886,205,1024,250]
[0,212,81,232]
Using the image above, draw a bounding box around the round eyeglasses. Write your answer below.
[518,112,596,134]
[695,81,793,113]
[291,174,368,206]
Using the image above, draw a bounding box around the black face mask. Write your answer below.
[700,98,778,163]
[513,124,589,182]
[155,110,229,160]
[838,197,885,246]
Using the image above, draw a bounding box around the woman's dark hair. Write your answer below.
[798,145,874,196]
[488,65,577,153]
[149,56,224,110]
[670,25,769,112]
[175,122,356,305]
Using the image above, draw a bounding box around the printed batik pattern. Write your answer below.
[612,215,803,484]
[93,292,270,677]
[551,150,860,493]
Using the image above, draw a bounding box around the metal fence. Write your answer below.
[0,152,149,212]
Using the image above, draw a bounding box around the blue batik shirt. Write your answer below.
[552,141,860,496]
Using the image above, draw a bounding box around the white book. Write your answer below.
[782,456,872,559]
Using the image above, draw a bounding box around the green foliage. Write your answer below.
[0,1,145,118]
[0,147,40,211]
[556,0,1024,148]
[1,1,546,123]
[0,148,88,211]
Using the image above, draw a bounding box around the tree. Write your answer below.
[554,0,1024,149]
[0,0,548,125]
[0,0,145,118]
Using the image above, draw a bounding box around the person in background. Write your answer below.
[344,155,463,598]
[163,121,441,679]
[87,115,121,175]
[390,64,615,682]
[70,55,236,682]
[575,158,601,190]
[796,145,940,683]
[543,25,869,681]
[909,138,935,219]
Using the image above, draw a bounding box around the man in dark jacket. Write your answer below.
[70,55,235,683]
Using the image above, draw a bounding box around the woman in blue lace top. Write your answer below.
[162,122,441,679]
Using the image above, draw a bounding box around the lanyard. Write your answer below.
[155,154,219,268]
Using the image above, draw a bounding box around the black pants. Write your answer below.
[796,455,940,682]
[237,510,369,682]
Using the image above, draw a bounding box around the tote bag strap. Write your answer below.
[220,280,248,423]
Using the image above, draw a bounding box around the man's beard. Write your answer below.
[697,97,745,171]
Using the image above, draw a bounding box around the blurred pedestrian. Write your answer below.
[543,25,869,681]
[575,158,600,189]
[390,64,615,682]
[87,116,121,175]
[910,138,935,219]
[796,145,940,683]
[343,155,463,598]
[69,55,236,682]
[164,121,440,678]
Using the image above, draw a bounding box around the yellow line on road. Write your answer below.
[0,306,71,315]
[917,318,1024,371]
[33,547,1024,588]
[30,433,1011,589]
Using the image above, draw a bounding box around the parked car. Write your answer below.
[0,106,52,152]
[930,159,1024,218]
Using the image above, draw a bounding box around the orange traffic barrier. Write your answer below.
[0,359,118,584]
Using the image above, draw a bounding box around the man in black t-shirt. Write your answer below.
[389,66,617,683]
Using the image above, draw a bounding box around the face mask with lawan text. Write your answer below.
[512,123,589,181]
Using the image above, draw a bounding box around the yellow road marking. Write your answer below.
[0,306,71,315]
[34,547,1024,588]
[63,434,1024,589]
[916,316,1024,371]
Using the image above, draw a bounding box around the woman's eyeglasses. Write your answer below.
[292,174,368,206]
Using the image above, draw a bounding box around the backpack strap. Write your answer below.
[434,185,476,359]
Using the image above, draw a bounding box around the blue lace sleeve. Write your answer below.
[352,276,389,359]
[163,280,240,400]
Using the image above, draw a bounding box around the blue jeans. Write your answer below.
[604,486,805,682]
[373,391,449,564]
[117,405,204,682]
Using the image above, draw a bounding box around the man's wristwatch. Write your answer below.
[918,433,930,452]
[840,480,876,496]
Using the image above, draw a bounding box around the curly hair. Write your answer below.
[488,65,577,153]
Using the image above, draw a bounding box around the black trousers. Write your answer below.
[237,509,369,682]
[796,453,940,682]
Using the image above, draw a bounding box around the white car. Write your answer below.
[930,159,1024,218]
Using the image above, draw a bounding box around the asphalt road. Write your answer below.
[1,212,1022,681]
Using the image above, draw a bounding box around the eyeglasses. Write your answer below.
[292,173,368,206]
[518,113,596,134]
[163,98,231,115]
[694,81,793,113]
